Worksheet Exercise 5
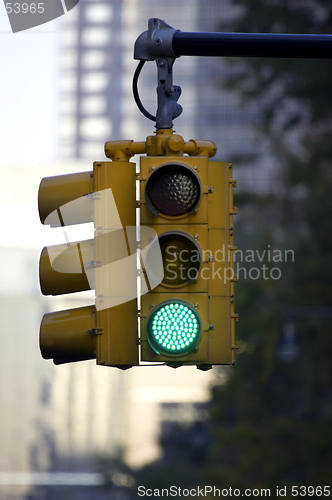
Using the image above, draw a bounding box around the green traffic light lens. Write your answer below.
[146,300,201,356]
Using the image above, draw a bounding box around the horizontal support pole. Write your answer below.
[172,32,332,59]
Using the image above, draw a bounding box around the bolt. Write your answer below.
[194,166,198,170]
[168,134,184,152]
[194,303,198,308]
[194,235,198,239]
[166,85,174,95]
[208,186,214,193]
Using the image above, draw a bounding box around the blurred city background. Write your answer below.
[0,0,331,498]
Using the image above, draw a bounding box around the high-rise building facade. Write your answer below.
[59,0,275,191]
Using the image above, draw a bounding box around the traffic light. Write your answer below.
[38,130,238,370]
[139,130,238,370]
[38,159,139,369]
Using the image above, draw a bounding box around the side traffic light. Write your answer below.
[38,160,139,369]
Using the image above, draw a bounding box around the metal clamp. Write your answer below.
[134,19,182,130]
[134,18,179,61]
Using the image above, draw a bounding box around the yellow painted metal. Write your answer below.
[38,171,93,225]
[142,225,209,293]
[139,149,238,367]
[93,161,139,368]
[141,292,210,365]
[39,239,94,296]
[140,155,209,225]
[183,138,217,157]
[208,296,233,364]
[40,305,97,365]
[38,129,237,369]
[104,140,146,161]
[140,293,234,366]
[96,302,138,368]
[38,159,138,368]
[104,130,217,160]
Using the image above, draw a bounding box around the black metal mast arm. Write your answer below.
[133,19,332,130]
[172,31,332,59]
[134,18,332,61]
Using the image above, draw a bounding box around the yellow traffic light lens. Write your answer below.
[147,301,201,356]
[159,232,201,286]
[146,163,201,217]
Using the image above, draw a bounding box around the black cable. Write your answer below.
[132,60,156,122]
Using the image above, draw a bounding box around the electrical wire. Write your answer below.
[132,60,156,122]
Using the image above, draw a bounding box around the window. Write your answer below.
[80,117,112,139]
[81,50,107,70]
[81,28,110,47]
[80,72,108,92]
[81,96,107,114]
[85,4,113,23]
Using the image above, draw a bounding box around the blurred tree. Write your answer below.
[206,0,332,492]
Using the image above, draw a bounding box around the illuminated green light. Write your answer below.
[147,300,201,356]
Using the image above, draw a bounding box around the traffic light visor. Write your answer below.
[144,231,201,287]
[38,171,93,227]
[146,163,201,217]
[146,300,202,356]
[40,305,96,365]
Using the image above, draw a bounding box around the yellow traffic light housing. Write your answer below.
[38,160,139,369]
[137,130,238,370]
[38,129,237,370]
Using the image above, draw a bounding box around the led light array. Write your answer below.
[147,302,201,355]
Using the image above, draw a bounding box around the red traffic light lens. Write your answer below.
[146,163,201,217]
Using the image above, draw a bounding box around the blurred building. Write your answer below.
[58,0,200,159]
[59,0,276,192]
